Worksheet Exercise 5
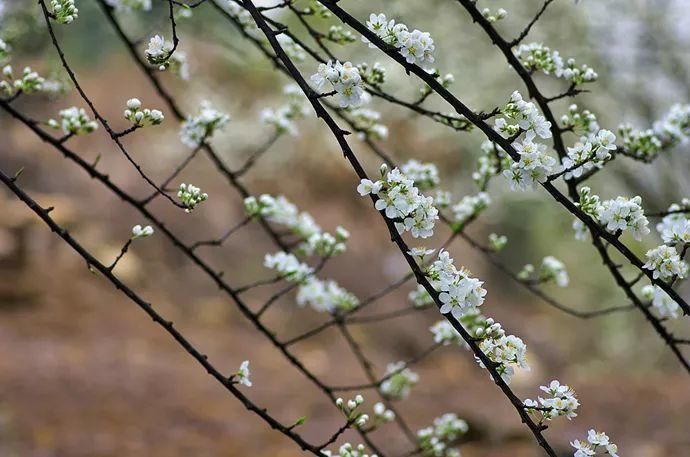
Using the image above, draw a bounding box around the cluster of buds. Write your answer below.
[488,233,508,252]
[50,0,79,24]
[481,7,507,22]
[1,65,45,96]
[48,107,98,136]
[335,395,369,428]
[177,183,208,212]
[131,224,154,239]
[124,98,164,127]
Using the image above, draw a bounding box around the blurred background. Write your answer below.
[1,0,689,456]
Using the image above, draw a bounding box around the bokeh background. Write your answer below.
[1,0,689,456]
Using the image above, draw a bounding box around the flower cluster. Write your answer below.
[488,233,508,252]
[641,285,680,319]
[409,284,435,308]
[619,104,690,161]
[364,13,435,67]
[323,443,377,457]
[481,7,508,23]
[259,84,308,136]
[451,192,491,229]
[179,101,230,148]
[244,194,348,257]
[499,90,554,140]
[497,92,557,190]
[50,0,78,24]
[145,35,173,70]
[642,245,688,282]
[560,104,600,136]
[264,251,313,283]
[105,0,152,12]
[380,361,419,400]
[656,201,690,246]
[335,394,368,428]
[311,60,365,108]
[234,360,252,387]
[524,380,579,421]
[357,62,386,87]
[515,42,597,85]
[297,277,359,314]
[474,318,529,384]
[416,413,468,457]
[177,183,208,212]
[1,65,45,95]
[472,141,508,190]
[131,224,154,239]
[357,164,439,239]
[124,98,164,127]
[372,402,395,424]
[348,107,388,140]
[400,160,440,190]
[430,308,486,348]
[562,129,617,179]
[49,107,98,136]
[519,256,569,287]
[653,104,690,147]
[571,429,619,457]
[540,256,569,287]
[577,187,650,241]
[427,250,487,318]
[327,25,356,44]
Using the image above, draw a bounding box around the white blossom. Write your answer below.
[244,194,348,257]
[642,245,688,281]
[641,285,681,319]
[515,42,597,85]
[348,107,388,140]
[358,165,439,239]
[562,129,617,179]
[296,277,359,313]
[235,360,252,387]
[539,256,569,287]
[656,206,690,246]
[400,160,440,190]
[179,101,230,148]
[264,251,313,283]
[49,107,98,136]
[177,183,208,212]
[451,192,490,227]
[416,413,468,457]
[474,318,529,384]
[380,361,418,400]
[131,224,154,239]
[50,0,78,24]
[524,380,579,421]
[363,13,435,67]
[582,191,651,241]
[2,65,46,95]
[260,84,308,136]
[124,98,164,127]
[571,429,619,457]
[372,402,395,423]
[311,60,365,108]
[322,443,377,457]
[145,35,173,70]
[427,250,487,318]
